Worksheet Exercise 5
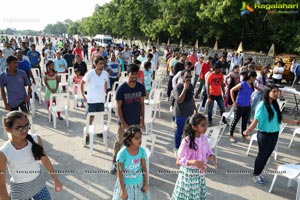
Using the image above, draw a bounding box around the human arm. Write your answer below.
[243,119,258,136]
[230,83,242,106]
[1,87,10,111]
[29,70,36,85]
[117,100,128,129]
[282,117,300,125]
[80,80,87,102]
[117,162,127,200]
[0,152,9,200]
[139,96,145,129]
[177,82,190,104]
[141,158,148,192]
[208,154,217,169]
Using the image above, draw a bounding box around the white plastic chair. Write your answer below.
[205,124,227,161]
[68,83,82,109]
[203,100,218,115]
[48,93,69,129]
[58,73,69,92]
[29,98,36,117]
[112,81,123,92]
[83,112,111,155]
[68,67,75,86]
[278,99,288,112]
[219,106,235,125]
[246,123,287,160]
[144,105,157,135]
[31,78,42,104]
[147,88,162,117]
[141,134,157,183]
[31,68,41,79]
[289,127,300,148]
[104,91,116,113]
[269,163,300,200]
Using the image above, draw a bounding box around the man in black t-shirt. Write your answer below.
[174,53,187,75]
[110,64,146,174]
[83,42,89,61]
[73,55,87,76]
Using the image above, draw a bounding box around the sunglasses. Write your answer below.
[12,123,31,132]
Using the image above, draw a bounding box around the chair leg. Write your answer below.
[269,174,278,193]
[52,112,56,129]
[296,179,300,200]
[274,145,278,160]
[89,132,94,155]
[288,179,293,187]
[289,131,297,148]
[246,138,254,155]
[65,110,69,127]
[104,130,108,152]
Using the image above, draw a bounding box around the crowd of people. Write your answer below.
[0,35,299,199]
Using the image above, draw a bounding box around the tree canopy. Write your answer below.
[43,0,300,54]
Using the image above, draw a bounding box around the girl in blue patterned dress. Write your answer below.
[172,113,216,200]
[112,126,150,200]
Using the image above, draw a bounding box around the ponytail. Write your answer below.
[26,134,45,160]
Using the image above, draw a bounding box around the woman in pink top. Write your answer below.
[172,113,216,200]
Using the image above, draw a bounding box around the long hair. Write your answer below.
[183,113,206,150]
[4,111,45,160]
[263,85,282,122]
[242,71,257,90]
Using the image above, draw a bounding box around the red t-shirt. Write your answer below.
[73,47,83,60]
[207,72,224,96]
[137,70,144,84]
[200,63,210,79]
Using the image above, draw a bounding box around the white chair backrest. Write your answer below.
[149,88,162,103]
[112,81,124,92]
[31,68,40,79]
[71,83,81,96]
[106,91,116,105]
[141,134,156,156]
[50,93,68,110]
[59,73,68,84]
[206,124,227,148]
[68,67,75,77]
[144,105,157,124]
[86,112,110,133]
[277,99,287,112]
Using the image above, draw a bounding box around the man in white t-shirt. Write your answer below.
[193,56,204,87]
[272,61,285,84]
[137,49,147,63]
[122,44,132,66]
[151,46,159,79]
[81,56,109,143]
[44,44,56,62]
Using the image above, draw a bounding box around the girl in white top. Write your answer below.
[272,61,285,84]
[0,111,63,200]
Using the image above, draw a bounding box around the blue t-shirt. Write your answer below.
[27,50,40,67]
[17,60,31,79]
[54,58,68,73]
[0,69,30,107]
[116,146,147,185]
[107,60,119,78]
[254,101,281,132]
[116,82,146,125]
[143,69,153,92]
[236,81,253,106]
[118,58,125,72]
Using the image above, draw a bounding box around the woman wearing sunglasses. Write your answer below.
[0,111,63,200]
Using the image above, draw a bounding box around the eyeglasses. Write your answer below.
[12,123,31,132]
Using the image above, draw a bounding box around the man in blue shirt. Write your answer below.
[0,55,31,112]
[27,44,41,70]
[16,50,35,85]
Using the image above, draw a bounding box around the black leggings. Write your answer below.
[230,105,251,136]
[254,131,278,175]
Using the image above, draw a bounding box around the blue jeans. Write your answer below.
[208,95,225,122]
[26,187,51,200]
[175,116,188,148]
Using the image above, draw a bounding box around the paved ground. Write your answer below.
[1,42,300,199]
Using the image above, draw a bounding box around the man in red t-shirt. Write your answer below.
[194,56,212,98]
[207,62,226,126]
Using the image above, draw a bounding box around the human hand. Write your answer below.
[139,120,145,129]
[209,155,217,169]
[24,96,30,103]
[122,122,129,130]
[194,160,208,170]
[5,104,11,111]
[243,129,251,136]
[54,180,63,192]
[141,183,149,193]
[120,190,128,200]
[184,80,190,90]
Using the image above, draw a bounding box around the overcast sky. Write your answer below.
[0,0,111,31]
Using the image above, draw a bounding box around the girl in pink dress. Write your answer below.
[172,113,217,200]
[73,69,84,108]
